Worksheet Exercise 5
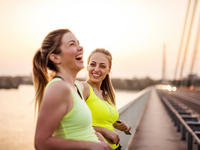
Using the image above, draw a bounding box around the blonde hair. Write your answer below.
[87,48,116,105]
[32,29,71,112]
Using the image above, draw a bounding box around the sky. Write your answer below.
[0,0,200,80]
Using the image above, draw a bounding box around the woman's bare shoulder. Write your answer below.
[42,80,73,108]
[79,81,90,100]
[46,80,71,96]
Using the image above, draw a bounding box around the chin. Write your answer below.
[90,77,101,83]
[76,63,84,70]
[80,65,84,70]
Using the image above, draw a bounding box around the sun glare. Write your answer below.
[0,0,193,79]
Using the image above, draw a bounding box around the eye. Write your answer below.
[90,62,96,67]
[69,42,75,46]
[100,64,106,68]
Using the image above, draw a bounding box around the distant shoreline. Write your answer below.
[1,75,200,90]
[0,76,32,89]
[0,76,160,90]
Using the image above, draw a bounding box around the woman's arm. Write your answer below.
[95,131,107,143]
[93,126,120,144]
[35,81,112,150]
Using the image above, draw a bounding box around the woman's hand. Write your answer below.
[113,120,132,134]
[104,129,120,144]
[93,126,120,144]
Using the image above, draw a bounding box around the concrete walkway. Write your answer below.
[128,88,186,150]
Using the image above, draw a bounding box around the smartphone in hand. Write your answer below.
[116,120,132,135]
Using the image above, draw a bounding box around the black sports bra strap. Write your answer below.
[53,76,83,100]
[53,76,64,80]
[75,85,83,100]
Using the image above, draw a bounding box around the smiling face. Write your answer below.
[58,32,84,72]
[87,52,110,83]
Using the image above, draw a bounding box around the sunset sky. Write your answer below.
[1,0,200,79]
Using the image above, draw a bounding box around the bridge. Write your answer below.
[116,85,200,150]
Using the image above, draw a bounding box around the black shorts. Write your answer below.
[115,144,122,150]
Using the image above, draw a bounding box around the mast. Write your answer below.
[162,43,166,84]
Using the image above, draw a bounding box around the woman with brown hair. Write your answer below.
[82,48,131,150]
[32,29,113,150]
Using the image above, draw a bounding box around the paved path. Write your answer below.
[128,88,187,150]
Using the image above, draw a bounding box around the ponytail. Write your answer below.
[101,74,116,106]
[32,49,49,112]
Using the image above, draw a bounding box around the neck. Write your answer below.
[87,80,102,91]
[56,68,78,85]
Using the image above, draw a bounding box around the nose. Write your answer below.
[93,66,100,72]
[78,45,83,52]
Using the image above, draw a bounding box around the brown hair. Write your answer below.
[87,48,116,105]
[32,29,71,112]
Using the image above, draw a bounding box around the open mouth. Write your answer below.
[92,73,101,78]
[75,54,83,61]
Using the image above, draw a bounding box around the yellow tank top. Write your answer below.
[46,78,99,142]
[86,84,119,149]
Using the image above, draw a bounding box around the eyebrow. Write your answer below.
[90,61,106,65]
[67,40,76,44]
[67,40,79,44]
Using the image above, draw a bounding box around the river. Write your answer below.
[0,85,138,150]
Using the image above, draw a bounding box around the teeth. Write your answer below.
[76,54,83,58]
[76,54,82,59]
[92,73,100,77]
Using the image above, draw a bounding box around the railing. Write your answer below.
[116,87,152,150]
[157,90,200,150]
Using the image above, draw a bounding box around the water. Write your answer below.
[115,90,138,109]
[0,85,138,150]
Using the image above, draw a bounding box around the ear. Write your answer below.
[49,53,61,64]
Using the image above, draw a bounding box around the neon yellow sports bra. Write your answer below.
[86,84,119,149]
[46,78,99,142]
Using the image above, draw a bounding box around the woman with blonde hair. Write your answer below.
[32,29,113,150]
[82,48,131,150]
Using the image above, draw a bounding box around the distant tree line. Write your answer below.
[0,76,32,89]
[2,75,200,90]
[170,74,200,88]
[112,77,160,91]
[0,76,160,90]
